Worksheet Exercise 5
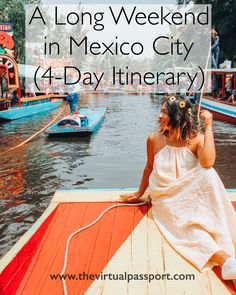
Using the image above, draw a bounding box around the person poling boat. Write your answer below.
[121,95,236,280]
[66,82,80,114]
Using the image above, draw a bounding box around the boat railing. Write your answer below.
[20,96,51,107]
[0,98,12,111]
[0,94,66,111]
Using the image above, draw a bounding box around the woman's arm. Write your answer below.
[197,110,216,168]
[136,134,155,196]
[120,134,155,202]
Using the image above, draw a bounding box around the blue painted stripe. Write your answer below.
[0,100,62,120]
[202,101,236,117]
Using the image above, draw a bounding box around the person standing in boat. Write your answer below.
[121,95,236,280]
[67,82,80,114]
[11,90,18,107]
[227,89,236,104]
[222,75,233,101]
[211,29,220,69]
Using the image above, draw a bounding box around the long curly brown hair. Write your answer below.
[161,95,198,140]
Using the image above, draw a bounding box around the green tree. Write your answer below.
[0,0,41,63]
[177,0,236,65]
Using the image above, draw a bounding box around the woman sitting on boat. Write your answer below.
[121,95,236,279]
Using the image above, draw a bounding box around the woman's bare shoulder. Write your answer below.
[147,131,163,142]
[147,133,155,150]
[154,131,164,139]
[147,131,165,154]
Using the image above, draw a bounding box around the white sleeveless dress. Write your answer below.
[149,144,236,271]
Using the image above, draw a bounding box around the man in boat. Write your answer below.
[211,29,220,69]
[227,89,236,104]
[222,75,233,101]
[11,90,18,107]
[67,83,80,114]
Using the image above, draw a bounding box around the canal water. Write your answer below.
[0,94,235,258]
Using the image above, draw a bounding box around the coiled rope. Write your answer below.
[60,201,150,295]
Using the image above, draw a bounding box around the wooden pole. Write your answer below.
[0,77,3,97]
[222,74,225,98]
[17,77,21,107]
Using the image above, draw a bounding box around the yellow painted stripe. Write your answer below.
[52,190,236,203]
[86,209,231,295]
[0,189,235,294]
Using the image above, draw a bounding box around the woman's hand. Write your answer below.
[200,110,213,129]
[197,110,215,168]
[120,191,143,203]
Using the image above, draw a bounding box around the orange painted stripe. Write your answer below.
[16,202,89,295]
[13,202,150,295]
[1,201,235,294]
[43,202,109,295]
[0,207,57,295]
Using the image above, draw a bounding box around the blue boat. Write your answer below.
[0,95,63,121]
[45,107,106,136]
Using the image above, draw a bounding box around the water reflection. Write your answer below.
[0,94,235,258]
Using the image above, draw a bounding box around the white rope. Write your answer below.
[60,201,149,295]
[197,42,212,120]
[0,102,68,156]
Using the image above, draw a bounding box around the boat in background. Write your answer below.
[0,189,235,295]
[199,69,236,125]
[200,96,236,125]
[45,107,106,136]
[0,95,63,121]
[0,55,65,122]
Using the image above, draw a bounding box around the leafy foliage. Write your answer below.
[0,0,41,63]
[177,0,236,65]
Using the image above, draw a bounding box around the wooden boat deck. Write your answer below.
[0,190,236,295]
